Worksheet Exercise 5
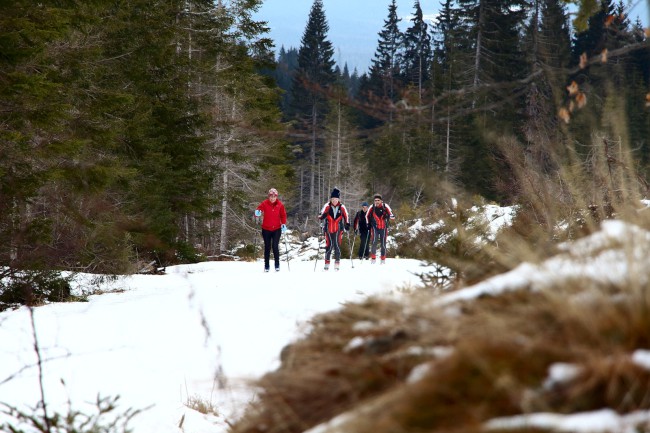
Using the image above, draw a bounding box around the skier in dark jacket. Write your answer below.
[353,201,371,260]
[318,187,350,271]
[254,188,287,272]
[365,193,395,264]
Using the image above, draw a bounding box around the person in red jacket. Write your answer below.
[318,187,350,271]
[365,193,395,264]
[254,188,287,272]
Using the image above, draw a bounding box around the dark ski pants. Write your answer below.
[262,228,282,269]
[370,227,388,259]
[324,230,343,262]
[358,231,370,259]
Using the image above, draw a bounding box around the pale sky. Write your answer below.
[254,0,436,73]
[255,0,649,75]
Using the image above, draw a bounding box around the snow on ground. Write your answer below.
[0,256,433,433]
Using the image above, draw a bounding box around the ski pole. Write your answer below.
[314,231,321,272]
[360,231,369,265]
[253,216,260,261]
[346,230,354,269]
[283,232,291,272]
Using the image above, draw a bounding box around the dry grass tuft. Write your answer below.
[229,265,650,433]
[184,394,219,416]
[544,355,650,413]
[231,298,430,433]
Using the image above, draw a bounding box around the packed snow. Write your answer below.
[0,243,432,433]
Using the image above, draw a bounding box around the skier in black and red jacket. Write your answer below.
[318,187,350,271]
[365,193,395,264]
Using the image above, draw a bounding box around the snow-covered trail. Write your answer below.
[0,259,431,433]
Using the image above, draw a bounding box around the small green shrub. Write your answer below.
[0,269,72,310]
[234,243,258,261]
[173,242,205,264]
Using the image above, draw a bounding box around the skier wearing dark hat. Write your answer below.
[353,201,371,259]
[318,187,350,271]
[365,193,395,264]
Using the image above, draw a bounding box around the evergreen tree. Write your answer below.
[572,0,617,62]
[290,0,337,216]
[274,46,299,116]
[0,1,79,267]
[93,0,215,263]
[332,63,362,98]
[363,1,444,203]
[0,0,284,270]
[626,18,650,166]
[366,0,403,112]
[443,0,531,199]
[539,0,572,71]
[568,0,634,148]
[453,0,529,102]
[518,0,572,175]
[357,0,405,188]
[400,0,432,102]
[348,67,362,97]
[431,0,466,177]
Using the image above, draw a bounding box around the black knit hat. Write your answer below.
[331,187,341,199]
[373,194,382,200]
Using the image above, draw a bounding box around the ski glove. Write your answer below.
[345,223,350,232]
[254,210,262,217]
[281,224,287,233]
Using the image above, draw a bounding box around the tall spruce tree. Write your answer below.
[539,0,572,72]
[453,0,529,106]
[94,0,215,264]
[0,1,79,267]
[572,0,617,62]
[431,0,466,177]
[396,2,439,199]
[444,0,531,199]
[519,0,572,174]
[400,0,432,102]
[366,0,403,114]
[290,0,336,216]
[568,0,650,168]
[627,18,650,166]
[569,0,623,148]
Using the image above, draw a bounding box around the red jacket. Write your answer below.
[256,199,287,231]
[366,203,394,230]
[319,202,350,234]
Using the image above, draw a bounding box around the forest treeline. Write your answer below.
[1,0,649,276]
